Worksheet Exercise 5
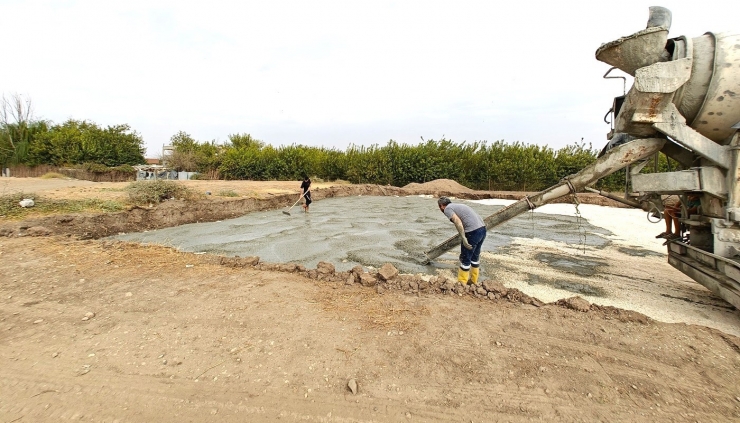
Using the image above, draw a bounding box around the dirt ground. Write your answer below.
[0,177,347,201]
[2,177,740,422]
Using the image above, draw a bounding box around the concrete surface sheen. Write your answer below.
[112,195,611,273]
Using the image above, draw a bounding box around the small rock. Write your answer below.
[359,273,377,287]
[441,278,456,291]
[52,352,59,358]
[377,263,399,281]
[278,263,300,272]
[400,278,412,291]
[347,378,358,395]
[482,280,508,295]
[79,365,91,376]
[218,256,259,267]
[560,296,591,312]
[26,226,51,236]
[317,261,335,275]
[350,265,364,278]
[33,319,43,324]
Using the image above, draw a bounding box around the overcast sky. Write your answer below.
[2,0,739,157]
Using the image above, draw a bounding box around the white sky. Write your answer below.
[2,0,738,157]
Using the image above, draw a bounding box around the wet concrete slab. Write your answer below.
[526,273,608,297]
[534,252,607,277]
[617,245,665,257]
[111,195,613,274]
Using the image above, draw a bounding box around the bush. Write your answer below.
[80,162,110,174]
[40,172,68,179]
[112,164,136,173]
[125,180,201,205]
[216,189,239,197]
[170,136,625,191]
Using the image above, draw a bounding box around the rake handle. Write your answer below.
[286,190,309,212]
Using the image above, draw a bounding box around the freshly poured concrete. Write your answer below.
[112,195,612,274]
[111,194,740,335]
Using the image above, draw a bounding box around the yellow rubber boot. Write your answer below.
[470,267,480,284]
[457,268,470,285]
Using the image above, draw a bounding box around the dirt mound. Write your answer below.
[403,179,474,193]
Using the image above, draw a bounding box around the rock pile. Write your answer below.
[214,256,554,308]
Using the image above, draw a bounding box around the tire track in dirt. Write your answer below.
[0,360,526,422]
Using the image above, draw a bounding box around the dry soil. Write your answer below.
[1,177,740,422]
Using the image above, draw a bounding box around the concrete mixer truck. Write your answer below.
[424,6,740,309]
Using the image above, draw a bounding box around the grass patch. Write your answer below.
[216,189,239,197]
[125,180,202,205]
[0,192,124,219]
[40,172,69,179]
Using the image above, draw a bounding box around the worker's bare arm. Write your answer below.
[450,214,473,250]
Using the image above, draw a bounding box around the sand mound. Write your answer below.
[403,179,474,192]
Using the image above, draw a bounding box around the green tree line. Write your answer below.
[4,93,681,192]
[1,94,145,169]
[167,131,634,192]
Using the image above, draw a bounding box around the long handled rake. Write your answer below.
[282,191,308,215]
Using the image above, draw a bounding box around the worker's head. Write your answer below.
[437,196,451,212]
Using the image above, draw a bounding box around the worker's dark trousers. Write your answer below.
[459,226,487,270]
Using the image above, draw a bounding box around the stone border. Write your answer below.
[215,256,652,324]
